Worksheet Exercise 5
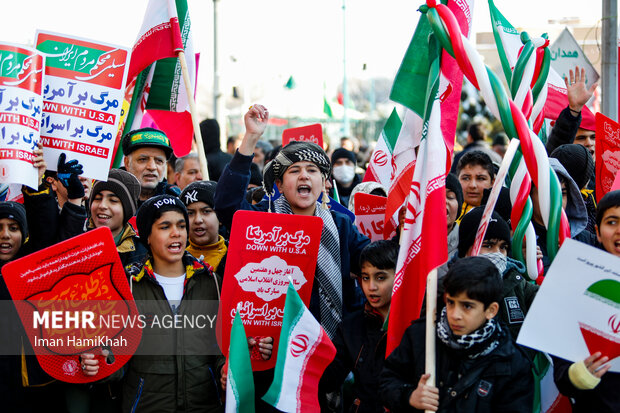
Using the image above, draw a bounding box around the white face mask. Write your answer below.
[480,251,508,275]
[332,165,355,184]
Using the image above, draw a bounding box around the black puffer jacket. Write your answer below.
[123,253,224,413]
[380,319,533,413]
[320,305,387,413]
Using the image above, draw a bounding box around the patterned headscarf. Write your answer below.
[262,141,331,196]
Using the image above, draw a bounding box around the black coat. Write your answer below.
[380,319,534,413]
[553,356,620,413]
[320,306,387,413]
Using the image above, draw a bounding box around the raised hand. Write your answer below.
[238,104,269,156]
[564,66,597,114]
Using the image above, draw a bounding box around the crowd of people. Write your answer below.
[0,67,618,413]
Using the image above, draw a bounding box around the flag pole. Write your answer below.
[425,268,437,413]
[177,49,210,180]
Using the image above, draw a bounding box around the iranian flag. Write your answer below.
[385,0,472,356]
[262,283,336,412]
[489,0,596,131]
[362,108,402,237]
[125,0,197,158]
[225,310,255,413]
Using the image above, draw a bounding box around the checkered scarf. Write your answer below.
[263,141,331,197]
[273,195,342,339]
[437,307,501,359]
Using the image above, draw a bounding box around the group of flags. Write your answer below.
[128,0,583,411]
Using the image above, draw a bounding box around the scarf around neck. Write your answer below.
[273,195,342,338]
[437,307,501,359]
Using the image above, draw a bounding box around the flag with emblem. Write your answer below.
[262,282,336,412]
[225,310,255,413]
[123,0,197,159]
[362,108,403,238]
[386,0,475,356]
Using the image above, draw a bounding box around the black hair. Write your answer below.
[468,122,487,142]
[456,150,495,179]
[245,187,266,204]
[443,257,502,309]
[359,240,399,270]
[596,190,620,229]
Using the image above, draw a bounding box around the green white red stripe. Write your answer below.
[127,0,183,82]
[225,310,255,413]
[262,283,336,412]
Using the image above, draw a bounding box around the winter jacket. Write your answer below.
[115,224,149,268]
[214,151,370,320]
[498,258,538,342]
[123,253,224,413]
[553,356,620,413]
[380,319,534,413]
[22,184,87,251]
[545,107,582,155]
[320,305,387,413]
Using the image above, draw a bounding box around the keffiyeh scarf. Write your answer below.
[274,195,342,338]
[437,307,502,359]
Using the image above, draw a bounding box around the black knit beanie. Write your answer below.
[458,207,511,257]
[89,169,141,225]
[180,181,217,208]
[136,195,189,245]
[596,190,620,229]
[550,144,594,190]
[445,173,463,217]
[331,148,357,165]
[0,201,28,244]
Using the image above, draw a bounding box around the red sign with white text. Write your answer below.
[595,113,620,202]
[354,192,391,241]
[2,227,141,383]
[217,210,323,370]
[282,123,323,148]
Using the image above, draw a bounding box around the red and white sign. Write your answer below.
[35,31,130,180]
[0,43,45,189]
[282,123,323,148]
[217,210,323,370]
[2,227,142,383]
[595,113,620,202]
[353,192,391,241]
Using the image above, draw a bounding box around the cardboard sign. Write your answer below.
[35,31,130,181]
[2,227,141,383]
[354,192,390,241]
[0,43,45,189]
[217,210,323,370]
[595,112,620,201]
[517,239,620,372]
[282,123,323,148]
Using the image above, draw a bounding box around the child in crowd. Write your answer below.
[214,105,370,339]
[87,168,148,267]
[380,257,534,412]
[320,240,398,413]
[83,195,224,412]
[552,190,620,412]
[456,151,494,217]
[180,181,227,275]
[457,207,539,342]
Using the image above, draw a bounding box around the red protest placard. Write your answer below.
[282,123,323,148]
[2,227,141,383]
[595,113,620,202]
[217,210,323,370]
[354,192,391,241]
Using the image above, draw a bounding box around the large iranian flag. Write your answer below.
[385,0,472,356]
[262,283,336,412]
[488,0,595,131]
[225,310,255,413]
[124,0,197,158]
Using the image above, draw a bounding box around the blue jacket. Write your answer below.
[214,151,370,319]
